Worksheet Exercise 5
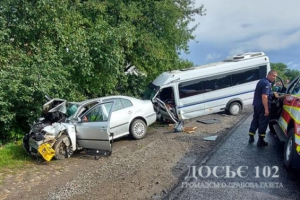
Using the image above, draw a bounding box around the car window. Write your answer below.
[287,78,300,94]
[272,77,284,93]
[121,99,133,108]
[291,81,300,95]
[112,99,124,111]
[77,101,99,117]
[103,103,113,120]
[83,102,113,122]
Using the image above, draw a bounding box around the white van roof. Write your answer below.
[224,52,265,61]
[152,52,269,86]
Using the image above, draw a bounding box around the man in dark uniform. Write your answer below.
[248,70,278,147]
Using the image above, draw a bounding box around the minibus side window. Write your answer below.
[179,80,203,99]
[259,65,267,78]
[178,65,265,99]
[202,74,231,92]
[232,68,259,85]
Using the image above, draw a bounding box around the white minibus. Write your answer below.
[143,52,271,123]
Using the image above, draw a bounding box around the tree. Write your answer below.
[271,62,300,84]
[284,69,300,83]
[0,0,205,141]
[271,62,287,79]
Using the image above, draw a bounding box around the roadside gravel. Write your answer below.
[0,105,252,200]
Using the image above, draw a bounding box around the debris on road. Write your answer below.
[168,122,197,134]
[197,119,221,124]
[203,136,218,141]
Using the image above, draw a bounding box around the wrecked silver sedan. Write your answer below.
[23,95,157,161]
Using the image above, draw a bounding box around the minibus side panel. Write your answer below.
[203,82,257,114]
[177,95,205,120]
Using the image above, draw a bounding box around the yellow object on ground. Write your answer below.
[38,143,55,161]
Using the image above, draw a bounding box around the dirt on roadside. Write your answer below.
[0,106,252,200]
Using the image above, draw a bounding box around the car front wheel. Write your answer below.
[130,119,147,140]
[283,128,296,169]
[53,134,72,160]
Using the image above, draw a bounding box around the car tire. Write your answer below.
[130,119,147,140]
[227,102,241,115]
[283,128,296,169]
[53,134,72,160]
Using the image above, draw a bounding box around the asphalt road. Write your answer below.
[166,114,300,200]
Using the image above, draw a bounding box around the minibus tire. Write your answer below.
[227,102,241,115]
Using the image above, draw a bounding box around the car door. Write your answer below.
[278,77,300,134]
[108,98,135,137]
[269,76,287,120]
[75,101,114,155]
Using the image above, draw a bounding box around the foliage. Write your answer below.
[271,63,300,84]
[284,68,300,83]
[0,0,203,142]
[271,63,287,79]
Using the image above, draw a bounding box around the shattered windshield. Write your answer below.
[143,83,159,100]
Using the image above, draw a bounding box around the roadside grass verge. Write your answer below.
[0,141,34,182]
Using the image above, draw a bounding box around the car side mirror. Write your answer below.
[77,117,82,123]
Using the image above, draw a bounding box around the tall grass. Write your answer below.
[0,141,33,171]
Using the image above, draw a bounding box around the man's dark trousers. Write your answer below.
[249,105,269,137]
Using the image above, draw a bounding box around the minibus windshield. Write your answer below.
[143,83,159,100]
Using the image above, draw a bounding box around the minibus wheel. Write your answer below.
[227,102,241,115]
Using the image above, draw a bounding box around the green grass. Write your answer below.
[0,141,33,171]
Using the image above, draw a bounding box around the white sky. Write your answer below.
[182,0,300,70]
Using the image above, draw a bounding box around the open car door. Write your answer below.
[75,101,114,157]
[269,76,287,134]
[269,76,287,120]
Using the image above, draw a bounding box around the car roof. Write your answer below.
[74,95,141,106]
[100,95,140,101]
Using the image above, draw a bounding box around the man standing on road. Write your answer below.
[248,70,279,147]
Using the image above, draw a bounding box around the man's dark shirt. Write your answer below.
[253,78,272,107]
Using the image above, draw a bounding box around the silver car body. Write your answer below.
[25,95,156,159]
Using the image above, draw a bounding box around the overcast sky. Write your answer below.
[181,0,300,70]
